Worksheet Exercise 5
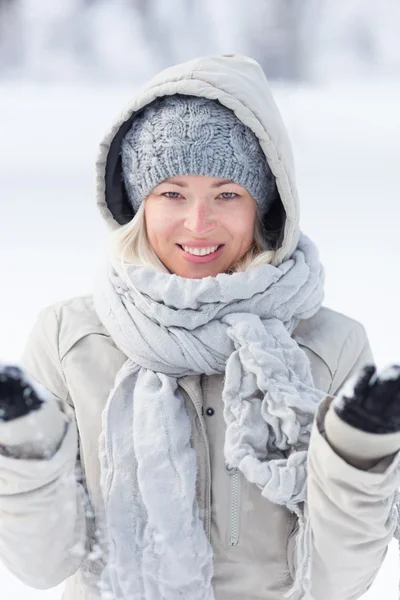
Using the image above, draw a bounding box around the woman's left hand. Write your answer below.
[333,364,400,434]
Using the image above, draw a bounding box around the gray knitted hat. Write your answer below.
[121,94,277,215]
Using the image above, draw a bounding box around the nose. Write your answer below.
[183,199,216,235]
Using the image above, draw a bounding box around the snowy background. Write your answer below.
[1,0,400,598]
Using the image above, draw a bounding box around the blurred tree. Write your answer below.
[131,0,175,67]
[0,0,23,71]
[0,0,399,82]
[242,0,319,81]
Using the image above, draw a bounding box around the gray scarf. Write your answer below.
[93,233,327,600]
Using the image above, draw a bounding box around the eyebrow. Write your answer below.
[163,179,235,188]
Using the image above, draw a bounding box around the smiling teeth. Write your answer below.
[182,245,219,256]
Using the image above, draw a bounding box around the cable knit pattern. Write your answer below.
[94,234,327,600]
[121,95,278,213]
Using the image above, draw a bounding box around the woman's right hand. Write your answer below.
[0,364,69,457]
[0,364,44,422]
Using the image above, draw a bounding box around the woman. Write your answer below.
[1,54,400,600]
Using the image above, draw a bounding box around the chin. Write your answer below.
[175,266,227,279]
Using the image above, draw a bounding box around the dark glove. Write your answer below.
[0,365,43,422]
[334,364,400,434]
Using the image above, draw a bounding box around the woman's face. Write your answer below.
[144,175,257,278]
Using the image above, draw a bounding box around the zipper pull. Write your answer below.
[225,462,237,474]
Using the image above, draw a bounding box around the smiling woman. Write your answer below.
[1,54,400,600]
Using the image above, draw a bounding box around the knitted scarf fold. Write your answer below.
[93,233,331,599]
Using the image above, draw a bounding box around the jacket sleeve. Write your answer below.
[0,306,93,589]
[296,324,400,600]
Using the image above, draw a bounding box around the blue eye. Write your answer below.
[163,192,182,199]
[219,192,237,199]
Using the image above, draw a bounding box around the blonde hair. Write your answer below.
[109,201,278,275]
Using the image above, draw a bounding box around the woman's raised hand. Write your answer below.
[333,364,400,434]
[0,365,44,422]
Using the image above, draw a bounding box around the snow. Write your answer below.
[377,366,400,383]
[1,79,400,597]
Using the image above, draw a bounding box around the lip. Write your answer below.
[177,244,224,263]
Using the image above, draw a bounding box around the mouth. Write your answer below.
[176,244,224,263]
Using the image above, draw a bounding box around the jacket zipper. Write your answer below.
[225,463,241,547]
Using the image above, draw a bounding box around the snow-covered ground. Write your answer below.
[0,79,400,598]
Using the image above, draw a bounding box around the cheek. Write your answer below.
[225,211,255,239]
[145,207,177,244]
